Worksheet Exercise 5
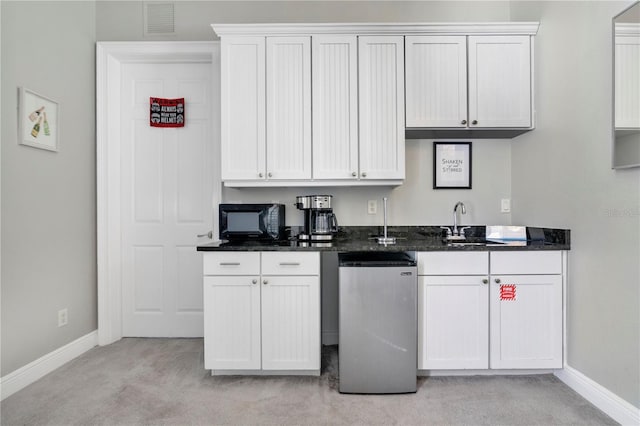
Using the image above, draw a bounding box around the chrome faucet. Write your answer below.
[453,201,466,236]
[441,201,469,240]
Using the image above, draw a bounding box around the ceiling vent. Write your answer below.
[144,2,175,36]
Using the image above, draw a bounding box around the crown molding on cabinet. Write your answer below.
[615,23,640,36]
[212,22,540,37]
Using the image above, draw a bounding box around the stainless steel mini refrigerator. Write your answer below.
[338,252,417,394]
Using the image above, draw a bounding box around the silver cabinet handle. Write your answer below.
[197,231,213,239]
[461,119,467,125]
[263,279,268,285]
[352,172,357,177]
[472,120,478,125]
[252,279,257,285]
[482,278,489,285]
[279,262,300,266]
[220,262,241,266]
[361,172,367,178]
[495,278,501,284]
[258,172,264,178]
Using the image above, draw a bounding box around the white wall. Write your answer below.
[97,1,511,41]
[223,139,512,227]
[510,1,640,408]
[1,1,97,376]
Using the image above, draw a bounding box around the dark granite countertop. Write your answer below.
[197,226,570,252]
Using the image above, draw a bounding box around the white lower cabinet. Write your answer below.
[489,251,563,369]
[203,251,320,374]
[418,252,489,370]
[418,251,564,370]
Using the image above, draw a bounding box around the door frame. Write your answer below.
[96,41,221,346]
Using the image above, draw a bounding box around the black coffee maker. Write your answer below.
[294,195,338,241]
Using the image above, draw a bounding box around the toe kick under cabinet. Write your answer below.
[202,251,321,375]
[417,251,565,371]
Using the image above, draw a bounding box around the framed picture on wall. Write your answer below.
[433,142,472,189]
[18,87,59,152]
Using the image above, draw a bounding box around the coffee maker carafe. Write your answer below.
[294,195,338,241]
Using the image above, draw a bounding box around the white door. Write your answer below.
[419,275,489,370]
[405,35,468,128]
[220,36,266,181]
[204,276,262,370]
[358,36,405,180]
[120,62,215,337]
[261,275,320,370]
[266,36,312,180]
[312,35,359,180]
[468,35,532,128]
[489,274,563,369]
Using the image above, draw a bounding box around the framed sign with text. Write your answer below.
[433,142,472,189]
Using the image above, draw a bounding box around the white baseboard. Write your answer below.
[0,330,98,401]
[555,365,640,426]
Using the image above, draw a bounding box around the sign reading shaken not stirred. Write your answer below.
[150,97,185,128]
[433,142,472,189]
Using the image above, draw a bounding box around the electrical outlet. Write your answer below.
[367,200,377,215]
[501,198,511,213]
[58,309,68,327]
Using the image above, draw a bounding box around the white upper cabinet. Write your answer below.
[358,36,405,180]
[468,35,532,128]
[312,35,359,180]
[406,33,534,130]
[214,23,538,185]
[266,37,312,180]
[220,36,311,182]
[405,36,468,128]
[220,36,265,180]
[615,31,640,129]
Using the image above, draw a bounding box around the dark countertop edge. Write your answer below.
[197,226,570,252]
[196,243,570,252]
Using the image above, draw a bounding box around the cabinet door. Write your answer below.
[312,35,359,179]
[468,35,531,128]
[358,36,405,180]
[419,276,489,369]
[266,37,312,180]
[490,274,562,369]
[261,276,320,370]
[220,36,266,180]
[203,276,261,370]
[615,34,640,129]
[405,36,468,128]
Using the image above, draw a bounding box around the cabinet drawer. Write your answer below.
[203,252,260,275]
[261,252,320,276]
[490,251,562,275]
[418,252,488,275]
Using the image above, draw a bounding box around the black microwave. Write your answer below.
[219,204,286,241]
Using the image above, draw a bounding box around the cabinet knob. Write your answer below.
[352,172,357,177]
[268,172,273,178]
[263,279,268,285]
[495,278,501,284]
[461,119,467,125]
[252,279,257,285]
[472,120,478,125]
[482,278,489,285]
[258,172,264,178]
[361,172,367,178]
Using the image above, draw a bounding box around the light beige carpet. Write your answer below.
[1,338,616,425]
